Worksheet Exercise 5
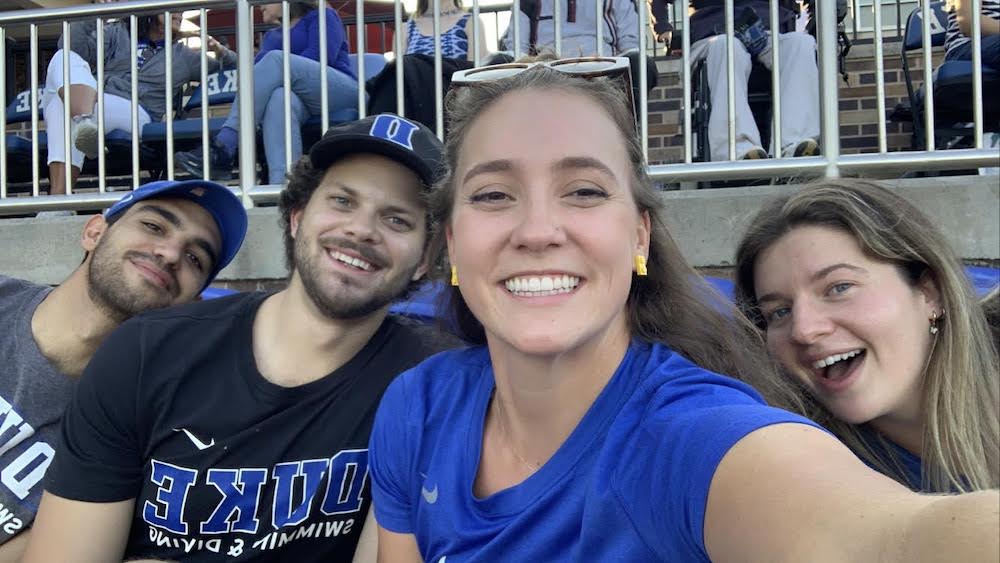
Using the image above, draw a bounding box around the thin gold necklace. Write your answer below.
[492,393,543,470]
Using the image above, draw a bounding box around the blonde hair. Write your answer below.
[427,66,807,414]
[734,179,999,492]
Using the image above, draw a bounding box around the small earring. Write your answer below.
[634,255,648,277]
[450,265,459,287]
[929,312,940,335]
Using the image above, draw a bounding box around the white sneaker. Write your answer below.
[72,114,100,160]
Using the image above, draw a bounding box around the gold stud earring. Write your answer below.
[634,255,648,277]
[450,265,459,286]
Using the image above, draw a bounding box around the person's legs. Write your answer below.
[281,52,360,117]
[46,91,150,193]
[945,39,974,62]
[261,89,307,185]
[769,32,820,156]
[212,50,292,160]
[45,49,99,115]
[44,49,99,194]
[980,35,1000,69]
[256,52,358,182]
[209,50,338,165]
[693,34,761,161]
[44,95,79,196]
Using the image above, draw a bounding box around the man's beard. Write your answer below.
[294,235,419,320]
[87,241,175,323]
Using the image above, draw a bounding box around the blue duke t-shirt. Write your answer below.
[370,341,822,561]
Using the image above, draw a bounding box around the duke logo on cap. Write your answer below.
[309,114,445,188]
[370,115,419,150]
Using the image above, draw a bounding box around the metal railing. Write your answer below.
[0,0,996,216]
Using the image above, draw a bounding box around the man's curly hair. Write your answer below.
[278,157,327,272]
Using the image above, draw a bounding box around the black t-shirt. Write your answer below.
[45,292,456,562]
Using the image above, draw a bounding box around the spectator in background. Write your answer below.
[403,0,490,63]
[945,0,1000,69]
[649,0,820,161]
[0,180,246,561]
[43,11,234,198]
[176,0,359,185]
[734,180,998,493]
[501,0,638,56]
[498,0,658,109]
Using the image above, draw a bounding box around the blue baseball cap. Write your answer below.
[104,180,248,281]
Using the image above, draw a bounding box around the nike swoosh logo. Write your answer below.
[421,484,438,504]
[173,428,216,450]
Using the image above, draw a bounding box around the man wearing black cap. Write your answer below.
[0,179,247,560]
[25,114,454,563]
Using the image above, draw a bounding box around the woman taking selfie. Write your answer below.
[368,60,999,561]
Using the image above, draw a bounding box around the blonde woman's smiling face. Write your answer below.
[447,88,649,358]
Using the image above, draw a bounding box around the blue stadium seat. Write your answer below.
[4,88,46,186]
[898,2,1000,150]
[200,286,238,300]
[137,68,238,151]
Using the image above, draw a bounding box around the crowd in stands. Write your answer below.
[650,0,822,160]
[6,0,994,194]
[175,0,358,184]
[0,0,998,560]
[43,7,234,198]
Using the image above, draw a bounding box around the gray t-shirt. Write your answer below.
[0,275,75,544]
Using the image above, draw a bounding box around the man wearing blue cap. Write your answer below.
[0,179,247,560]
[26,114,455,563]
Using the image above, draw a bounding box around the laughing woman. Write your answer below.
[367,61,998,562]
[734,180,999,493]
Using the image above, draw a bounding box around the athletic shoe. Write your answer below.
[175,141,234,181]
[785,138,820,158]
[740,146,768,160]
[72,114,100,160]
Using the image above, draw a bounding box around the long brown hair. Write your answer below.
[734,180,999,492]
[427,66,806,414]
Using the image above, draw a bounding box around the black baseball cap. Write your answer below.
[104,180,248,282]
[309,114,445,187]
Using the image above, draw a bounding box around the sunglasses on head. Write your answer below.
[450,56,635,121]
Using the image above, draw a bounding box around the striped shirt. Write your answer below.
[945,0,1000,56]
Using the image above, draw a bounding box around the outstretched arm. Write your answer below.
[705,424,999,562]
[954,0,1000,37]
[23,493,134,563]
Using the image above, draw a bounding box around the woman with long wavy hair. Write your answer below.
[734,180,999,493]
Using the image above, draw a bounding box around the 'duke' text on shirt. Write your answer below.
[143,449,368,546]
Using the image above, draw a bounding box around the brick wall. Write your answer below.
[644,40,945,165]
